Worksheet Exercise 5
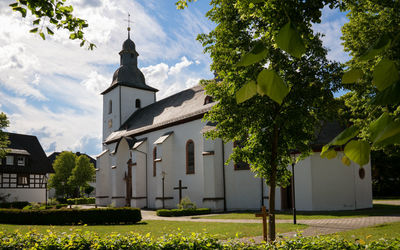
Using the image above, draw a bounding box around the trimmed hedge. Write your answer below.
[0,207,141,225]
[67,197,96,205]
[156,208,211,217]
[0,231,399,249]
[0,201,29,209]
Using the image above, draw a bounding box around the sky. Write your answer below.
[0,0,349,157]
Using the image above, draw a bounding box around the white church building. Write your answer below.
[95,34,373,211]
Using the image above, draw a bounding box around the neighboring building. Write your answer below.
[96,32,373,211]
[47,152,97,197]
[0,133,53,203]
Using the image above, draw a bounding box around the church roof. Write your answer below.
[1,133,54,174]
[105,85,215,144]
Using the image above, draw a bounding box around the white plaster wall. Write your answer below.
[292,157,313,211]
[132,141,148,208]
[354,160,373,209]
[2,189,46,203]
[112,139,131,207]
[96,151,112,206]
[311,152,360,211]
[120,86,155,125]
[103,87,121,141]
[224,142,263,210]
[137,119,206,209]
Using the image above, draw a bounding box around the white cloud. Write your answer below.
[313,6,350,63]
[168,56,193,75]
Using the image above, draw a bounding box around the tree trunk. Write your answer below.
[268,123,279,242]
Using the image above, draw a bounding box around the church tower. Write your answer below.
[101,18,158,141]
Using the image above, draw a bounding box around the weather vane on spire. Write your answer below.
[124,13,132,39]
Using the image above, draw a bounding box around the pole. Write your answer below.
[162,176,165,209]
[291,162,297,224]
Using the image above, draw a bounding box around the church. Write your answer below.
[95,32,373,211]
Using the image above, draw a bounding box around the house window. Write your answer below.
[233,141,250,170]
[153,147,157,177]
[135,99,141,108]
[186,140,195,174]
[108,100,112,114]
[17,156,25,166]
[17,174,29,186]
[6,156,14,165]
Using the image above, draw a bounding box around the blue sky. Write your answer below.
[0,0,349,157]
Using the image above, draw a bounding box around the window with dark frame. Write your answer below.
[6,155,13,165]
[186,140,195,174]
[17,174,29,186]
[17,156,25,166]
[233,141,250,170]
[153,147,157,177]
[135,99,141,108]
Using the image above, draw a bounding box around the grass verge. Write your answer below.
[332,221,400,242]
[0,220,306,239]
[193,204,400,220]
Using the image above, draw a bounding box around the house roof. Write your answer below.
[48,152,96,168]
[2,133,53,174]
[105,85,214,144]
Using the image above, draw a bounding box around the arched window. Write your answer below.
[186,140,195,174]
[108,100,112,114]
[135,99,141,108]
[153,147,157,177]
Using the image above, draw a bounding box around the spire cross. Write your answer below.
[124,13,132,38]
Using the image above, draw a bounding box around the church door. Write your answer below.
[280,185,293,210]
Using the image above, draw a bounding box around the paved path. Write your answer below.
[141,210,400,243]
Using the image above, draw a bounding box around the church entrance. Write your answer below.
[280,184,293,210]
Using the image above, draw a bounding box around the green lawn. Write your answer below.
[193,204,400,220]
[0,220,307,239]
[332,221,400,242]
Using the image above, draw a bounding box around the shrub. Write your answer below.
[67,197,96,205]
[157,208,211,217]
[0,231,399,249]
[0,201,29,209]
[177,196,196,209]
[0,207,141,225]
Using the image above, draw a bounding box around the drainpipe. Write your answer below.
[134,149,148,208]
[261,178,264,207]
[221,139,227,212]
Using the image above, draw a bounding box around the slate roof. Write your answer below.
[313,121,345,149]
[48,152,96,168]
[1,133,53,174]
[105,85,215,144]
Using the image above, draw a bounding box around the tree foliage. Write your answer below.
[68,155,95,196]
[198,0,341,241]
[0,113,10,159]
[9,0,95,50]
[48,152,95,198]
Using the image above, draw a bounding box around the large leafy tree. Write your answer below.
[9,0,95,49]
[49,152,95,198]
[48,151,77,197]
[68,155,95,197]
[198,0,341,241]
[0,113,10,159]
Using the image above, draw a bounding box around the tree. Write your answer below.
[68,155,95,197]
[321,0,400,163]
[198,0,341,241]
[0,113,10,159]
[9,0,95,50]
[48,151,76,197]
[48,152,95,198]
